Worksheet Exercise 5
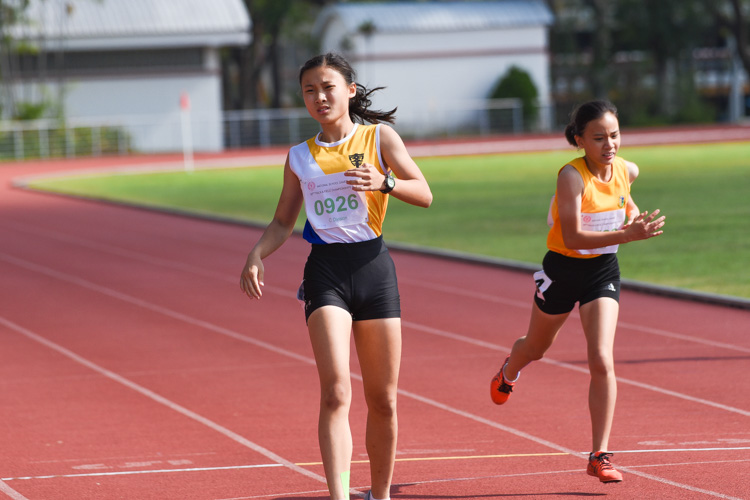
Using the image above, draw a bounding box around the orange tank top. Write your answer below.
[546,156,630,258]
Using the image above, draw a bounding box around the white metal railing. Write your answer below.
[0,98,538,161]
[0,117,132,161]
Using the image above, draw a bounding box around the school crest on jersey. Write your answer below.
[618,195,626,208]
[349,153,365,168]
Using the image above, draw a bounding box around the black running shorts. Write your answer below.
[533,251,621,315]
[299,236,401,322]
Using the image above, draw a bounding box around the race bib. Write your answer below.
[302,171,368,230]
[577,209,626,255]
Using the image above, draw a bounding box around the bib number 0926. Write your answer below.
[314,194,360,216]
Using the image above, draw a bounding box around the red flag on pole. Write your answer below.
[180,92,191,111]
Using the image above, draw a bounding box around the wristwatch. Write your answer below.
[380,173,395,194]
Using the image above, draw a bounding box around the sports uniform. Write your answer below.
[534,156,631,314]
[289,123,401,321]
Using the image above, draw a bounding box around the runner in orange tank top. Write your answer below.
[490,100,666,484]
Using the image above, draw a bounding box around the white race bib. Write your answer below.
[577,209,626,255]
[302,171,368,230]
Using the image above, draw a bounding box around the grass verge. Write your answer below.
[26,142,750,299]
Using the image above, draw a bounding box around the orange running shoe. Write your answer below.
[490,356,516,405]
[587,451,623,483]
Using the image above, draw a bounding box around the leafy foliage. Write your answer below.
[490,66,539,129]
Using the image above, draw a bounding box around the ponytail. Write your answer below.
[299,52,397,125]
[350,83,397,124]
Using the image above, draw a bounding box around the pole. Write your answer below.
[180,91,194,172]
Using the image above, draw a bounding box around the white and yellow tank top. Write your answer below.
[546,156,630,258]
[288,123,390,244]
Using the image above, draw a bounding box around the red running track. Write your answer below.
[1,133,750,500]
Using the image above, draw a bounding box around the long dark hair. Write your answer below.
[298,52,397,125]
[564,100,618,146]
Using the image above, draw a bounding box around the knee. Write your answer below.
[366,391,397,419]
[588,351,615,378]
[320,382,351,412]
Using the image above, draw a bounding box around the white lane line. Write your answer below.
[3,248,747,420]
[2,463,284,481]
[217,462,750,500]
[402,320,750,418]
[0,254,744,499]
[4,220,748,355]
[0,481,30,500]
[617,320,750,353]
[7,447,747,481]
[0,252,306,363]
[615,447,750,453]
[399,277,750,354]
[0,222,296,298]
[0,315,325,487]
[391,390,747,499]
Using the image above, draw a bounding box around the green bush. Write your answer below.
[0,125,133,161]
[13,101,48,121]
[491,66,539,129]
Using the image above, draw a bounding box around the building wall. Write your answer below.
[5,0,251,153]
[65,74,221,152]
[10,47,224,152]
[321,22,551,135]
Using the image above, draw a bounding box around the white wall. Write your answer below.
[61,73,223,152]
[9,47,226,152]
[322,25,551,135]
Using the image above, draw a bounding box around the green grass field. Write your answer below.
[26,142,750,299]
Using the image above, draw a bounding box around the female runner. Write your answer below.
[240,52,432,500]
[490,100,665,483]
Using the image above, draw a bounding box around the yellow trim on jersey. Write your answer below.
[288,123,390,243]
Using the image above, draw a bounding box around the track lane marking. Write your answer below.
[3,250,748,421]
[3,221,749,354]
[5,450,748,481]
[401,320,750,418]
[0,481,29,500]
[0,315,326,488]
[2,464,284,481]
[0,256,744,498]
[398,277,750,353]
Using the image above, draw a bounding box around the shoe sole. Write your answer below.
[587,470,623,483]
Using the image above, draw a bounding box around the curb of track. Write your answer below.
[10,125,750,311]
[19,183,748,311]
[384,241,750,311]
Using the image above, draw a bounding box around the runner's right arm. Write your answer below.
[240,156,303,299]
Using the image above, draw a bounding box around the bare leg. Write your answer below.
[307,306,355,500]
[353,317,401,500]
[579,297,619,452]
[504,302,570,380]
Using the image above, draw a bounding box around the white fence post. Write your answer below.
[180,92,194,172]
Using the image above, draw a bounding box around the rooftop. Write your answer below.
[10,0,251,50]
[314,0,554,35]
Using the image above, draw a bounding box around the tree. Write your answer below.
[491,66,539,127]
[547,0,731,125]
[0,0,31,117]
[235,0,334,110]
[615,0,712,118]
[585,0,615,99]
[0,0,98,120]
[706,0,750,78]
